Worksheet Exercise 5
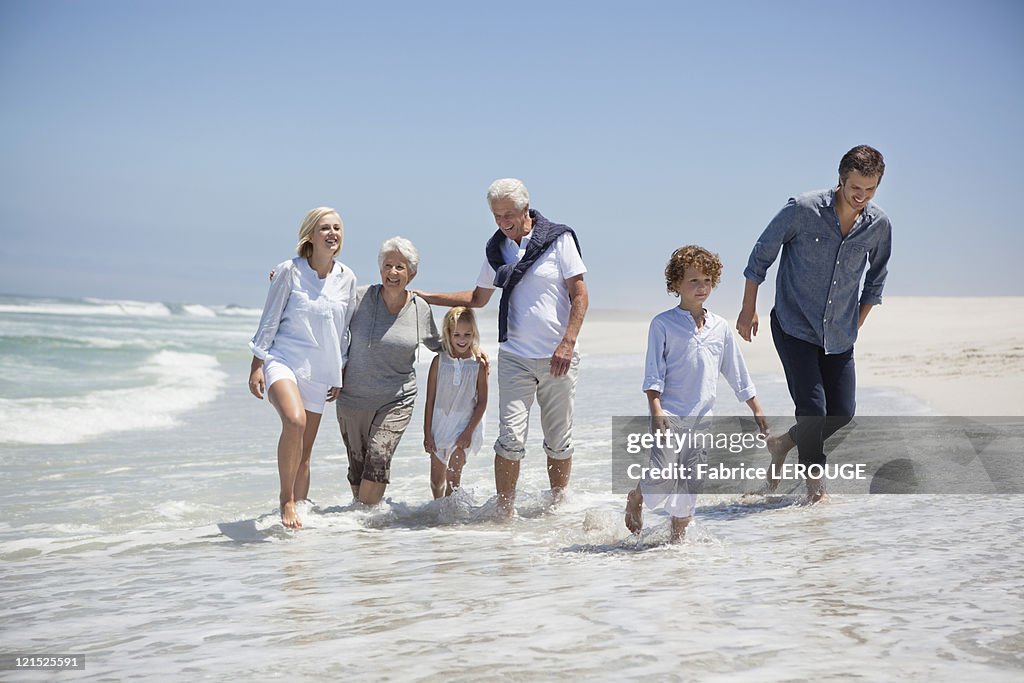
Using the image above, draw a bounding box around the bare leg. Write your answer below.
[430,454,448,500]
[670,516,692,544]
[494,453,520,519]
[547,456,572,505]
[624,485,644,534]
[357,480,387,507]
[767,431,796,491]
[350,484,360,500]
[294,411,322,502]
[446,448,467,495]
[268,381,306,529]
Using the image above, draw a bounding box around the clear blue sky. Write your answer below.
[1,0,1021,310]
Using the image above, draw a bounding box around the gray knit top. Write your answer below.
[337,284,441,410]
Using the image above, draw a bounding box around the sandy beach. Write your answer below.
[583,296,1024,417]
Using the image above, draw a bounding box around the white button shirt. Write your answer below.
[643,307,756,419]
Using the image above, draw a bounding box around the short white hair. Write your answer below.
[486,178,529,210]
[378,236,420,278]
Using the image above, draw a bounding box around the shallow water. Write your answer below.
[1,295,1022,680]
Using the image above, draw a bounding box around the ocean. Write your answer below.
[1,294,1021,680]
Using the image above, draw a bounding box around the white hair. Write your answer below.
[486,178,530,210]
[378,236,420,278]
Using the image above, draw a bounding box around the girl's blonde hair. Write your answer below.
[441,306,481,358]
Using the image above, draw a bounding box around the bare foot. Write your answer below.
[767,432,795,491]
[669,516,691,544]
[281,501,302,529]
[800,480,831,506]
[551,486,568,507]
[495,492,516,521]
[624,487,644,534]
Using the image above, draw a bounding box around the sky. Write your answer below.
[1,0,1022,311]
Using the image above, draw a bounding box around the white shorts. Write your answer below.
[264,359,330,414]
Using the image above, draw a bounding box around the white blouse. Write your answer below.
[642,307,756,419]
[250,257,357,386]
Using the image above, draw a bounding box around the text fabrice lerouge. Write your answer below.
[626,462,869,482]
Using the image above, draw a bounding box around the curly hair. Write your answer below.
[665,245,722,295]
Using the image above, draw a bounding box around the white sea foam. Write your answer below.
[213,305,262,317]
[182,304,217,317]
[0,300,173,317]
[0,350,227,445]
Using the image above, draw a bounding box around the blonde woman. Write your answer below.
[249,207,357,528]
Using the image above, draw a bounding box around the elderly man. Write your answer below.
[417,178,588,517]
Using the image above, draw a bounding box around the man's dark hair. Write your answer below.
[839,145,885,181]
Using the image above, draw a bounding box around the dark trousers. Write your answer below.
[770,309,856,466]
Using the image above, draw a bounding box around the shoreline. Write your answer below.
[580,296,1024,417]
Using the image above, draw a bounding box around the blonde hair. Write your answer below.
[441,307,481,358]
[296,207,343,258]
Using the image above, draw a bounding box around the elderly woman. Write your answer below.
[338,237,441,506]
[249,207,358,529]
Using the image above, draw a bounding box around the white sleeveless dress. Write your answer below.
[431,352,484,464]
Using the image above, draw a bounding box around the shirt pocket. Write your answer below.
[531,251,562,282]
[291,291,322,346]
[699,337,725,363]
[838,241,869,275]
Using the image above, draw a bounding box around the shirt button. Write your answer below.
[828,300,832,304]
[815,238,819,242]
[833,281,837,285]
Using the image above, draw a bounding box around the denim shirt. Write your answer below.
[743,188,892,355]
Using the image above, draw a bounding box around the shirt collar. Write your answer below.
[825,187,878,230]
[676,306,709,325]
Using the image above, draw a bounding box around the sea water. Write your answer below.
[1,295,1021,680]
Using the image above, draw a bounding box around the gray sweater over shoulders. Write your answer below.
[338,284,441,410]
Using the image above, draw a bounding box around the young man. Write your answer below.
[737,145,893,502]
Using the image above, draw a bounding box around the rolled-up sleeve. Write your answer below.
[720,327,756,403]
[860,218,892,306]
[642,319,667,393]
[249,262,291,359]
[743,199,799,284]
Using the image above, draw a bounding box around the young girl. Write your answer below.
[624,245,769,543]
[423,307,488,499]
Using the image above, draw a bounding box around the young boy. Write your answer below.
[625,245,769,543]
